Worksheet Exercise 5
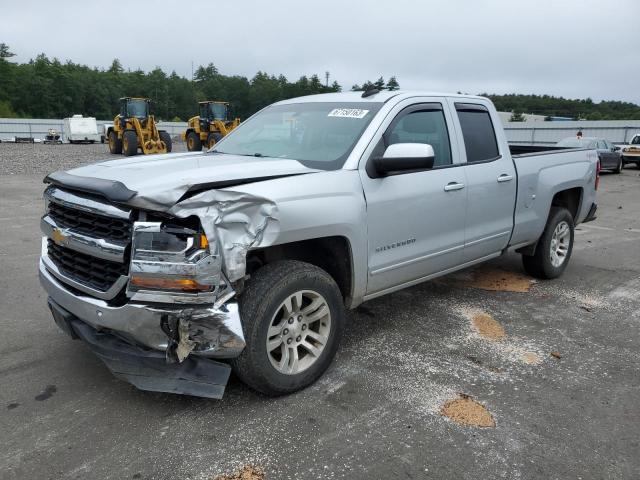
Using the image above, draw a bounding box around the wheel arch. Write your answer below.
[246,236,354,307]
[551,187,583,221]
[517,187,582,256]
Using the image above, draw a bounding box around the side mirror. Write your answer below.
[372,143,435,177]
[613,146,621,152]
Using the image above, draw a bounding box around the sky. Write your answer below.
[2,0,639,104]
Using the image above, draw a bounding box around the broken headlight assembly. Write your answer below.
[127,219,224,304]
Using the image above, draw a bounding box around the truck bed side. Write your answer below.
[510,149,598,247]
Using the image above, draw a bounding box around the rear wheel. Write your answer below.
[186,131,202,151]
[108,131,122,154]
[122,130,138,156]
[159,131,172,153]
[231,260,345,396]
[207,132,223,149]
[522,207,574,279]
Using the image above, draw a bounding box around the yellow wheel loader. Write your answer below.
[107,97,172,156]
[182,101,240,151]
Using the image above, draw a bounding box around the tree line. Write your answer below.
[0,44,403,122]
[1,43,638,121]
[483,93,640,121]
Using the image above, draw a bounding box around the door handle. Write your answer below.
[497,174,514,183]
[444,182,465,191]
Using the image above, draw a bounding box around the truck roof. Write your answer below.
[275,90,488,105]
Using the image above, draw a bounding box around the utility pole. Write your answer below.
[325,71,330,87]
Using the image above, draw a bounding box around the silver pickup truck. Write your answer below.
[39,91,599,398]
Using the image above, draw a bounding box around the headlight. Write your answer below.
[127,221,222,303]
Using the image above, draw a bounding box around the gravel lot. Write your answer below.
[0,150,639,479]
[0,142,188,175]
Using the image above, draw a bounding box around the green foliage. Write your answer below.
[483,93,640,121]
[0,100,16,117]
[0,46,341,120]
[0,43,15,59]
[386,76,400,91]
[352,76,401,92]
[509,111,526,122]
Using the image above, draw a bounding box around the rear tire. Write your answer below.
[159,131,172,153]
[522,207,574,279]
[108,131,122,154]
[207,132,223,149]
[186,131,202,151]
[122,130,138,156]
[231,260,345,396]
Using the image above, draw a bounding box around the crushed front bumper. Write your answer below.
[48,299,231,398]
[39,259,245,398]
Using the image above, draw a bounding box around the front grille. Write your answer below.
[48,202,131,242]
[47,240,128,292]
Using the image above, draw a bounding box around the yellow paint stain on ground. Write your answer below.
[212,465,265,480]
[440,394,496,428]
[521,351,542,365]
[471,313,506,341]
[449,266,534,293]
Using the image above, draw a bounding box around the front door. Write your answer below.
[360,101,467,296]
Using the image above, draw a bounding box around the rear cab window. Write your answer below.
[455,103,500,163]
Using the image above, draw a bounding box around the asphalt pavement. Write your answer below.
[1,158,639,479]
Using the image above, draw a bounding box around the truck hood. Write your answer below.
[46,151,321,208]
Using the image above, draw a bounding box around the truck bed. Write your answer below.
[509,147,598,248]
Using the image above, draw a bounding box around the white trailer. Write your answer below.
[63,115,101,144]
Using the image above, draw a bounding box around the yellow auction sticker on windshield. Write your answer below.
[328,108,369,119]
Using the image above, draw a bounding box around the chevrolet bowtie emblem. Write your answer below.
[51,228,68,245]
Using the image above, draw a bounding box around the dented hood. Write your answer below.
[46,151,320,282]
[54,151,319,208]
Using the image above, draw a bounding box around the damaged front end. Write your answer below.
[39,181,279,399]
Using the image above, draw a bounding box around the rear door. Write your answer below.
[451,102,517,262]
[598,140,617,169]
[359,98,467,296]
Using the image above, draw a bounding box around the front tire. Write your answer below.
[614,159,622,174]
[522,207,574,279]
[231,260,345,396]
[122,130,138,156]
[159,131,172,153]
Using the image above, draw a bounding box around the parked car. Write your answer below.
[620,133,640,169]
[556,136,622,173]
[39,91,599,399]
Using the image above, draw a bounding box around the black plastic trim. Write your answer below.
[44,171,137,202]
[455,102,489,112]
[47,299,231,399]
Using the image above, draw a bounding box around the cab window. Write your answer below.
[384,108,452,166]
[455,103,499,163]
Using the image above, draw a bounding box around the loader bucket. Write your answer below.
[142,139,167,154]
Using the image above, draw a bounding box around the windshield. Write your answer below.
[556,137,597,149]
[210,103,227,120]
[212,102,383,170]
[127,100,148,118]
